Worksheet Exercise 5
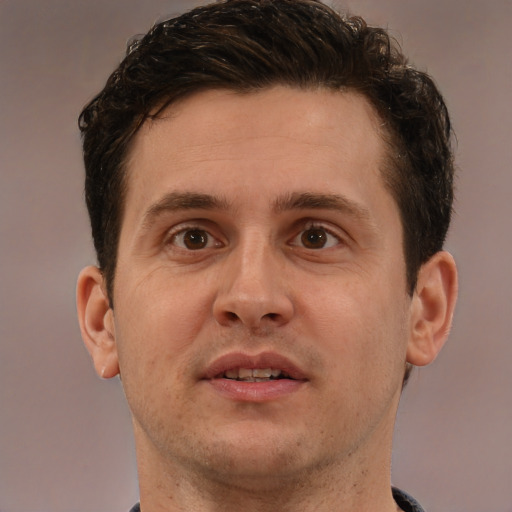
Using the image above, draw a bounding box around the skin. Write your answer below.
[77,87,457,512]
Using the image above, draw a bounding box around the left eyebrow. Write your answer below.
[272,192,372,222]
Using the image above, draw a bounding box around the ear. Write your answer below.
[407,251,458,366]
[76,266,119,379]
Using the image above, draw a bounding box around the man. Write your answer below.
[76,1,458,511]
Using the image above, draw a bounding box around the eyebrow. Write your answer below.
[140,192,230,231]
[272,192,371,221]
[140,190,372,231]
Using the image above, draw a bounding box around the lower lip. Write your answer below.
[206,378,305,402]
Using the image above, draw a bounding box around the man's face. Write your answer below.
[110,87,413,483]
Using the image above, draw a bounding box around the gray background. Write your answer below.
[1,1,511,511]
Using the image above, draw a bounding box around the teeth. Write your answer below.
[223,368,284,381]
[252,368,272,378]
[239,368,253,379]
[225,369,239,379]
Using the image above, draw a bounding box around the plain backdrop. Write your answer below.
[1,1,511,511]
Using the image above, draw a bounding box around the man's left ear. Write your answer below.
[407,251,458,366]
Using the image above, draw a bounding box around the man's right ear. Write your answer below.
[76,266,120,379]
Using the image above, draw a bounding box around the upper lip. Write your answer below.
[203,351,308,381]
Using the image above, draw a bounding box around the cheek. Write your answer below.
[111,272,215,400]
[305,285,408,437]
[302,274,409,380]
[117,265,215,343]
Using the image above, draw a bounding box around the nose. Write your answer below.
[212,238,294,330]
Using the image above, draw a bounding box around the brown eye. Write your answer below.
[301,227,329,249]
[290,225,341,250]
[172,228,219,250]
[183,229,208,249]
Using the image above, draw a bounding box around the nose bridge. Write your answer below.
[213,230,293,328]
[237,231,272,287]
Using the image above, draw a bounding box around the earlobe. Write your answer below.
[407,251,458,367]
[76,266,120,379]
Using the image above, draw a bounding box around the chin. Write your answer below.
[188,424,323,487]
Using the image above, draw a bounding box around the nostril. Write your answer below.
[213,290,294,328]
[219,311,280,325]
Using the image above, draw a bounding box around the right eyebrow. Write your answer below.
[140,191,230,231]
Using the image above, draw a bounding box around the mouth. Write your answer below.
[204,352,307,382]
[202,352,307,401]
[220,367,294,382]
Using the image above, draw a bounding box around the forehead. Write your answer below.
[128,86,384,171]
[122,86,392,225]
